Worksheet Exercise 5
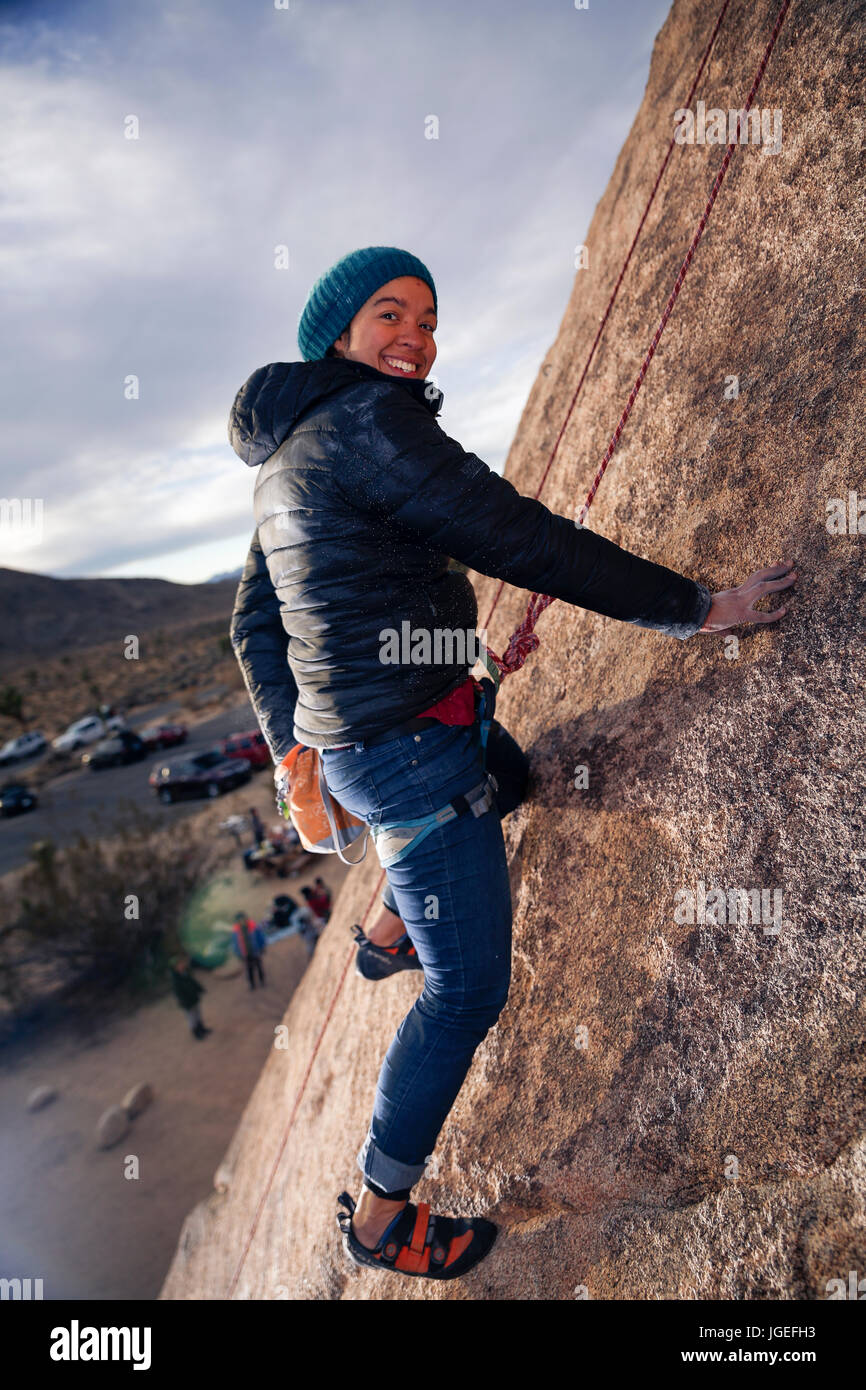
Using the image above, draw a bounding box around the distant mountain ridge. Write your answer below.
[0,565,239,669]
[206,565,244,584]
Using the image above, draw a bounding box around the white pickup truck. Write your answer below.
[52,713,127,753]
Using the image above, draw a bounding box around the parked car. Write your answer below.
[52,714,126,753]
[136,722,188,752]
[219,729,271,770]
[0,782,38,816]
[0,731,47,765]
[148,749,252,804]
[82,730,147,771]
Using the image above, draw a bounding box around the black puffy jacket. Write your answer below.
[228,357,711,754]
[229,526,300,764]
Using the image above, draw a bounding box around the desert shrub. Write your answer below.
[0,686,24,723]
[0,804,216,1031]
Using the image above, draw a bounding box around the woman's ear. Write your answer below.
[331,324,351,358]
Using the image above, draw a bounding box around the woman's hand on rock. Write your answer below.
[699,561,797,633]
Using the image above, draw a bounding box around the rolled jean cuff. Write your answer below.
[381,881,399,915]
[357,1128,427,1194]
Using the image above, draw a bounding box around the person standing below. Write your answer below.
[170,954,211,1040]
[228,246,796,1282]
[231,912,267,989]
[301,883,330,924]
[269,892,298,930]
[248,806,266,847]
[310,878,332,921]
[290,900,320,958]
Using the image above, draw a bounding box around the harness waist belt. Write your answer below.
[369,773,498,869]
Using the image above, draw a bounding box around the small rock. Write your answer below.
[96,1105,130,1150]
[26,1085,58,1112]
[122,1082,154,1119]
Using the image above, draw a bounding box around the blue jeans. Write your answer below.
[320,716,528,1196]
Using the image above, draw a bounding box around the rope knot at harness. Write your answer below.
[500,628,540,673]
[492,591,556,678]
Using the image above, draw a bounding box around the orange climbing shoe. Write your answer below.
[336,1190,497,1281]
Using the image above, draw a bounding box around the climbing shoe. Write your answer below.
[351,923,422,980]
[336,1190,498,1280]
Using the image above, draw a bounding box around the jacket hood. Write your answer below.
[228,357,445,469]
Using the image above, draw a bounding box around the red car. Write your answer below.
[219,729,271,769]
[138,723,188,752]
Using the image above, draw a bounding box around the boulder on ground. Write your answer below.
[26,1085,58,1112]
[122,1082,154,1119]
[96,1105,130,1150]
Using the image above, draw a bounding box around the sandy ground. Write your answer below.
[0,844,351,1301]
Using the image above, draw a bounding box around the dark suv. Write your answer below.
[148,749,252,804]
[82,730,147,771]
[0,782,38,816]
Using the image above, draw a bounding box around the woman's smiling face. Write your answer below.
[331,275,437,379]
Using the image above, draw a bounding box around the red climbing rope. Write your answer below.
[225,0,792,1296]
[529,0,733,511]
[486,0,793,683]
[226,873,382,1297]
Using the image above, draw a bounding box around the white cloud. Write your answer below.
[1,0,670,582]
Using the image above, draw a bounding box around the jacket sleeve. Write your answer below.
[336,388,712,639]
[229,530,299,762]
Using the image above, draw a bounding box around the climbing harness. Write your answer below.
[362,676,500,869]
[226,0,794,1295]
[275,676,500,868]
[369,774,498,869]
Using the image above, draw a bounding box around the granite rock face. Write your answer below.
[161,0,865,1300]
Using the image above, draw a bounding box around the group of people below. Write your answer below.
[243,805,313,879]
[268,880,332,955]
[169,877,334,1037]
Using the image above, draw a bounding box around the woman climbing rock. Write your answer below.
[227,245,796,1282]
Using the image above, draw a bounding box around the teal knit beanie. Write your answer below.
[297,246,438,362]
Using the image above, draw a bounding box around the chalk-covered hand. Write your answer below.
[699,561,797,633]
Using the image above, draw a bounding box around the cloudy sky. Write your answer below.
[1,0,670,584]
